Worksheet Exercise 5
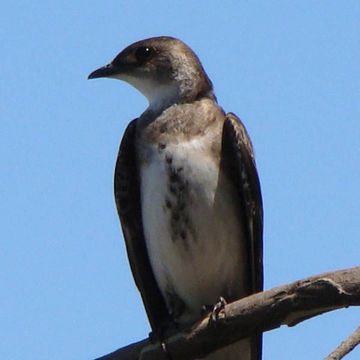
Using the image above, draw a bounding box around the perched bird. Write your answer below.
[89,36,263,360]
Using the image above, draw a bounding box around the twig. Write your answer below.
[324,326,360,360]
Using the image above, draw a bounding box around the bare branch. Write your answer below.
[95,266,360,360]
[324,326,360,360]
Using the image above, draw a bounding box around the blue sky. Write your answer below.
[1,2,359,359]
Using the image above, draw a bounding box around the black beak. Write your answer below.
[88,63,118,79]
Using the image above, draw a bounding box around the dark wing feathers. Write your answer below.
[222,113,263,292]
[222,113,263,360]
[114,119,170,331]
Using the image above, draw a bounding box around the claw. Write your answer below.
[210,296,227,323]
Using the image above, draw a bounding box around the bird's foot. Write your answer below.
[201,297,228,326]
[205,296,227,324]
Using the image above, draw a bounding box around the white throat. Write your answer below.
[114,74,179,111]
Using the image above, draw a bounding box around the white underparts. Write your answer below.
[140,135,248,324]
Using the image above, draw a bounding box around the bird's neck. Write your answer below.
[146,80,216,115]
[121,73,215,114]
[147,83,181,112]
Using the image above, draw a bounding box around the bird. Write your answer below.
[88,36,263,360]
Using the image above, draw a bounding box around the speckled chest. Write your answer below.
[137,126,221,247]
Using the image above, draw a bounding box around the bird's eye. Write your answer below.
[135,47,155,63]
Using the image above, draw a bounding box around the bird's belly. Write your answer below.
[140,140,247,323]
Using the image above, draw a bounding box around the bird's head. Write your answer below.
[88,36,214,110]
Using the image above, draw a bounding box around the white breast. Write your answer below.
[140,135,247,323]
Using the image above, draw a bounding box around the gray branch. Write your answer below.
[95,266,360,360]
[324,325,360,360]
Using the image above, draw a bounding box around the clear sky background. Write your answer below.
[1,2,359,359]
